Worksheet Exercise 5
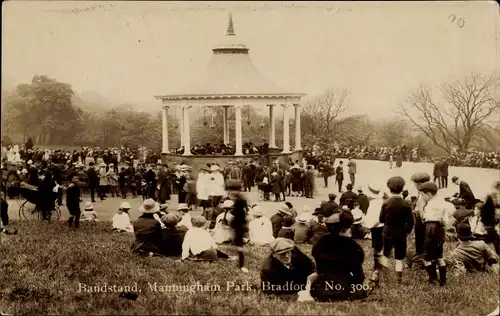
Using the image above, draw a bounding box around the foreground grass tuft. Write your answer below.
[1,221,498,315]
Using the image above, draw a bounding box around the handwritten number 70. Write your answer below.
[449,14,465,28]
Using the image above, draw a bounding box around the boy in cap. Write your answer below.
[419,181,449,286]
[410,172,431,270]
[271,203,293,238]
[379,176,414,283]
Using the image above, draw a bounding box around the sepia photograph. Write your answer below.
[1,1,499,315]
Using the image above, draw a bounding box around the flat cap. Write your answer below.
[323,211,354,227]
[328,193,337,200]
[387,176,406,192]
[162,213,180,226]
[270,238,294,254]
[410,172,431,184]
[191,215,207,228]
[419,181,438,194]
[451,176,459,183]
[277,203,292,216]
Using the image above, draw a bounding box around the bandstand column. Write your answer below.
[179,106,184,149]
[162,106,169,153]
[282,104,290,153]
[294,103,302,150]
[223,106,230,145]
[268,104,276,148]
[234,104,243,156]
[182,105,192,156]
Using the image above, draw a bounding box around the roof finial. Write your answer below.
[226,12,235,36]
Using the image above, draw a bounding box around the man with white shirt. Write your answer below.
[181,216,221,261]
[248,205,274,245]
[420,181,449,286]
[209,164,225,207]
[363,185,385,284]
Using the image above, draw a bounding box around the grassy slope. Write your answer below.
[1,221,498,315]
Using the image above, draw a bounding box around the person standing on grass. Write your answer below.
[363,185,385,285]
[379,176,414,284]
[409,172,431,270]
[66,172,86,229]
[347,157,357,186]
[86,161,99,203]
[419,181,449,286]
[38,170,56,222]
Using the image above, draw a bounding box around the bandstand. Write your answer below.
[155,14,306,173]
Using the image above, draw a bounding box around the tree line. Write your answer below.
[1,73,499,155]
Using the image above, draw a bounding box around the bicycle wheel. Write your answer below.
[19,200,39,220]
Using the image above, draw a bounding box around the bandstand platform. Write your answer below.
[155,13,306,175]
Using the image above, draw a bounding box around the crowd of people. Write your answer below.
[173,142,270,156]
[304,144,500,169]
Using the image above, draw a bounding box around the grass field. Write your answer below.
[1,221,498,315]
[2,160,499,315]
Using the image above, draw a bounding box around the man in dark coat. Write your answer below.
[452,176,476,210]
[335,161,344,193]
[86,162,99,203]
[260,238,315,300]
[270,204,293,238]
[321,193,339,216]
[319,159,332,188]
[339,183,358,210]
[440,158,449,188]
[66,172,86,229]
[304,166,315,198]
[379,176,414,283]
[157,164,171,204]
[433,159,442,189]
[356,186,369,215]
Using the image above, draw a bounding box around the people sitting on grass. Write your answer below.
[293,211,312,244]
[300,211,371,302]
[176,203,192,230]
[112,201,134,233]
[248,205,274,246]
[131,199,165,256]
[160,213,188,257]
[260,238,315,301]
[80,202,99,222]
[308,207,330,244]
[350,202,367,239]
[444,222,499,276]
[181,215,229,261]
[213,200,236,244]
[277,216,295,240]
[271,203,293,238]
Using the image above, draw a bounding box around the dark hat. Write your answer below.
[324,211,354,228]
[419,181,438,194]
[346,183,353,190]
[312,207,324,216]
[451,198,466,206]
[225,179,242,191]
[410,172,431,184]
[451,176,459,183]
[456,222,473,240]
[387,176,405,192]
[328,193,337,200]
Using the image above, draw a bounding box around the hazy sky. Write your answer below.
[2,1,499,118]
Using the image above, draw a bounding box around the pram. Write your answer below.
[18,182,61,220]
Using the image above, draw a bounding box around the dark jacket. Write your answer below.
[339,191,358,210]
[270,213,286,238]
[379,196,414,239]
[87,167,99,188]
[357,193,369,214]
[161,227,187,257]
[131,214,163,254]
[459,181,476,210]
[433,162,442,177]
[260,246,314,297]
[311,233,367,302]
[440,161,449,177]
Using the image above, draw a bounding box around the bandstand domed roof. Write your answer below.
[156,13,305,102]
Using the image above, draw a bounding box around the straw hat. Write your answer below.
[139,199,160,214]
[119,202,131,210]
[277,203,292,216]
[297,212,310,223]
[250,205,264,217]
[177,203,190,212]
[223,200,235,209]
[210,165,220,172]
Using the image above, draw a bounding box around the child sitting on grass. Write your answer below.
[112,201,134,233]
[80,202,99,222]
[278,216,295,240]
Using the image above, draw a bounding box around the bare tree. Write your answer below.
[400,73,500,153]
[302,87,349,139]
